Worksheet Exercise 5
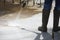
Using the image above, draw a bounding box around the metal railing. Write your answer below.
[2,0,42,8]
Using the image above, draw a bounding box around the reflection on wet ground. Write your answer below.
[0,1,42,26]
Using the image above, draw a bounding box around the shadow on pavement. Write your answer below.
[21,28,52,40]
[54,32,60,40]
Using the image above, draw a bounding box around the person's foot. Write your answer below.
[38,27,47,32]
[53,27,60,32]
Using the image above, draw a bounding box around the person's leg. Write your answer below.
[38,0,53,32]
[54,0,60,10]
[44,0,53,10]
[53,0,60,32]
[38,9,50,32]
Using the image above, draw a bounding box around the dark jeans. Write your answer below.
[44,0,60,10]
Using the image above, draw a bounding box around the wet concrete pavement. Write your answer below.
[0,1,60,40]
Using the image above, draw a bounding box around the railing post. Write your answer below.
[12,0,14,3]
[4,0,6,9]
[19,0,21,5]
[33,0,35,6]
[40,0,41,7]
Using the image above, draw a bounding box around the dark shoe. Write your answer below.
[38,27,47,32]
[53,27,60,32]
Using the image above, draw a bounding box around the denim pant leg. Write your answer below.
[55,0,60,10]
[43,0,53,10]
